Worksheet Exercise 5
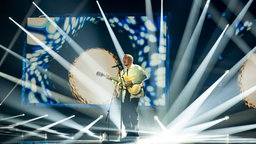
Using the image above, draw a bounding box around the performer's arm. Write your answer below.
[105,75,121,83]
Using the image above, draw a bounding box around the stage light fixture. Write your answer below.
[0,114,25,121]
[44,133,47,139]
[224,116,230,120]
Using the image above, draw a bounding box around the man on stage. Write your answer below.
[118,54,147,138]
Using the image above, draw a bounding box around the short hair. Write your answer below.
[124,54,134,63]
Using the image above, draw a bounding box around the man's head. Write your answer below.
[123,54,133,67]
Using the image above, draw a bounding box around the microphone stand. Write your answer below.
[105,88,115,142]
[104,67,123,142]
[119,69,126,141]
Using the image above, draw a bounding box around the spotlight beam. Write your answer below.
[0,43,72,102]
[65,115,103,140]
[0,114,48,129]
[208,1,252,54]
[169,0,210,95]
[165,0,253,125]
[0,114,25,121]
[146,0,166,99]
[72,0,89,14]
[9,17,70,71]
[167,70,229,130]
[5,132,44,144]
[17,115,76,140]
[222,0,253,52]
[166,0,211,122]
[222,0,256,38]
[170,0,202,99]
[182,116,228,134]
[96,0,125,65]
[183,0,252,117]
[189,84,256,126]
[96,0,127,130]
[9,17,114,103]
[32,2,103,72]
[80,115,103,138]
[5,113,80,143]
[218,0,253,39]
[189,2,252,105]
[0,114,48,131]
[7,117,74,143]
[0,0,41,68]
[222,45,256,87]
[0,82,18,106]
[80,115,103,133]
[158,0,164,48]
[0,72,79,103]
[145,0,153,20]
[0,86,86,139]
[175,1,254,119]
[145,0,158,53]
[32,2,114,104]
[32,1,82,54]
[11,128,45,139]
[154,116,167,131]
[202,123,256,135]
[37,115,75,130]
[0,44,26,64]
[165,22,228,124]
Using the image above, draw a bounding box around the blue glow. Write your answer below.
[235,20,254,36]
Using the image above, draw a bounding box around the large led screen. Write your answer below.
[22,14,170,107]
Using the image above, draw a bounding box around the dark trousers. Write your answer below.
[121,91,139,131]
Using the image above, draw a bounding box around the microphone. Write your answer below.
[112,64,121,68]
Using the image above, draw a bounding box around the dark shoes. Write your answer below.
[126,132,139,137]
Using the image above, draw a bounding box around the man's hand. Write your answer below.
[105,75,111,80]
[125,80,133,87]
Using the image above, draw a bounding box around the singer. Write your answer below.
[107,54,147,140]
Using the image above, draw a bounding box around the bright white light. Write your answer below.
[189,84,256,126]
[32,3,114,105]
[96,0,125,65]
[80,115,103,133]
[182,116,228,135]
[165,0,221,125]
[0,0,38,67]
[44,133,47,139]
[154,115,167,131]
[0,82,19,106]
[2,114,48,129]
[38,115,75,131]
[202,123,256,136]
[225,116,230,120]
[0,71,79,104]
[70,115,103,140]
[0,114,25,121]
[167,70,229,130]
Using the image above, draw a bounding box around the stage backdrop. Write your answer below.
[22,13,170,107]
